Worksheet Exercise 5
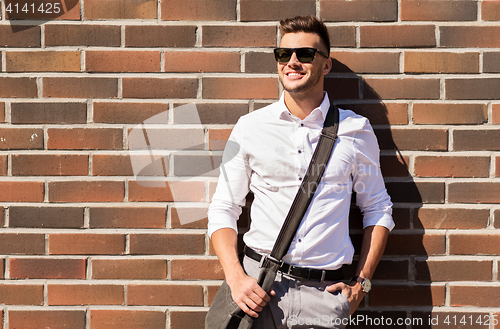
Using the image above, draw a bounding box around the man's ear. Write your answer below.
[322,57,333,75]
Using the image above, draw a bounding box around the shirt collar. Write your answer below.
[276,92,331,122]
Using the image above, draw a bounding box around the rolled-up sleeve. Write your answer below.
[352,120,395,231]
[207,121,252,237]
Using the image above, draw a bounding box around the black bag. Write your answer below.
[206,105,340,329]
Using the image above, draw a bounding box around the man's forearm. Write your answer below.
[211,228,246,283]
[355,225,390,280]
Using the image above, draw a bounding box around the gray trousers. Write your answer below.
[242,255,351,329]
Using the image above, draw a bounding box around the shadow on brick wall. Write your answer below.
[328,59,434,327]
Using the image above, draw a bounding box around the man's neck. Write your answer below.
[284,91,325,120]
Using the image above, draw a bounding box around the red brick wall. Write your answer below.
[1,0,499,328]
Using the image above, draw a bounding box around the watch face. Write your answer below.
[362,278,372,292]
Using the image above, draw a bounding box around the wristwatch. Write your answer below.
[350,276,372,293]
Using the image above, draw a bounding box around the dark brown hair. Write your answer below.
[279,15,331,56]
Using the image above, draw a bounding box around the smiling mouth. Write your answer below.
[286,72,305,77]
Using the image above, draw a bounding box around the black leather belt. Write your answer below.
[244,246,343,282]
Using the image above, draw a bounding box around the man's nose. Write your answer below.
[287,52,301,66]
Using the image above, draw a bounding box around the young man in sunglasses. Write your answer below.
[208,15,394,328]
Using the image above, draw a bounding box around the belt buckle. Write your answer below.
[320,270,326,282]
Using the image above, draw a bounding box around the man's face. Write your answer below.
[277,32,330,96]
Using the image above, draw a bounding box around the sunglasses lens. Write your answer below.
[275,49,292,63]
[296,49,315,63]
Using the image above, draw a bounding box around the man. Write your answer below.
[208,15,394,328]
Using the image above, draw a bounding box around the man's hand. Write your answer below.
[326,281,365,315]
[227,273,275,318]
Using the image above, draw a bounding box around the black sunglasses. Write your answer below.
[274,47,329,63]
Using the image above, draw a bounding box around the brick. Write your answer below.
[86,51,161,73]
[0,284,43,305]
[482,1,500,21]
[92,154,137,176]
[401,0,477,21]
[125,25,196,47]
[12,154,89,176]
[45,24,121,47]
[174,155,221,177]
[122,78,197,99]
[450,234,500,255]
[442,26,500,48]
[128,128,204,151]
[9,206,84,228]
[49,233,125,255]
[128,181,205,202]
[484,52,500,73]
[240,0,314,21]
[84,0,157,19]
[203,77,278,99]
[416,260,492,282]
[89,207,165,228]
[202,26,276,47]
[170,311,206,329]
[0,25,41,47]
[0,258,2,278]
[449,182,500,203]
[9,310,86,329]
[6,51,81,72]
[0,156,5,176]
[93,102,169,124]
[321,0,397,22]
[0,128,43,150]
[447,78,500,100]
[48,284,124,305]
[209,128,232,151]
[11,102,87,124]
[47,128,122,150]
[245,52,276,74]
[171,207,208,229]
[375,128,447,151]
[413,103,487,125]
[364,78,440,100]
[380,155,409,177]
[331,51,400,74]
[414,208,489,230]
[129,233,204,255]
[170,259,224,280]
[384,234,445,256]
[451,286,500,307]
[493,104,500,124]
[10,258,86,279]
[370,285,445,306]
[90,310,165,329]
[92,259,167,280]
[0,233,45,254]
[0,102,4,122]
[165,51,240,73]
[338,103,408,125]
[370,260,409,281]
[49,181,124,202]
[453,129,500,151]
[0,182,44,202]
[0,77,38,98]
[174,103,248,124]
[43,77,118,98]
[324,78,360,100]
[405,51,479,74]
[414,156,490,178]
[328,26,356,48]
[127,285,203,306]
[207,285,221,306]
[497,156,500,178]
[387,182,445,204]
[360,25,436,48]
[162,0,235,20]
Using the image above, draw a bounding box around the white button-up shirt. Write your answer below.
[208,92,394,270]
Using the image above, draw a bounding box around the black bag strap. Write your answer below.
[268,104,340,262]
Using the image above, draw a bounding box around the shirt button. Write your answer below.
[298,150,302,154]
[298,239,302,242]
[298,177,302,181]
[300,123,304,127]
